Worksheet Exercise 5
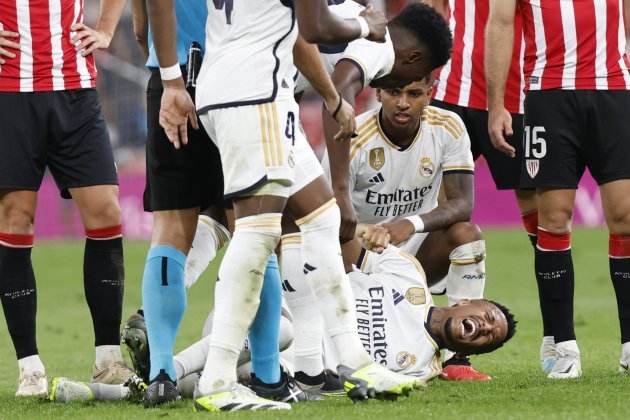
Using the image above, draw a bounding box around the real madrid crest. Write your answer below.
[396,351,417,369]
[420,157,434,177]
[405,287,426,305]
[369,147,385,170]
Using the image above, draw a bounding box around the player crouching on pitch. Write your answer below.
[323,76,491,380]
[48,226,516,403]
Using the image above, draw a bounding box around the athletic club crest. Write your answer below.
[369,147,385,170]
[526,159,539,179]
[420,157,435,177]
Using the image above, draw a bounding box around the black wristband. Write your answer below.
[331,95,343,121]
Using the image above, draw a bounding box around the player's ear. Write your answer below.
[404,49,423,65]
[455,299,471,307]
[376,89,383,103]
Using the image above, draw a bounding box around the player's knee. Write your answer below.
[539,208,572,234]
[80,190,121,230]
[606,210,630,235]
[295,199,340,236]
[0,198,36,234]
[447,222,483,247]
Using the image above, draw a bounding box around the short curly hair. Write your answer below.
[468,300,518,355]
[390,3,453,70]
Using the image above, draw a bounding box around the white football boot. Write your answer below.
[16,371,48,397]
[540,336,557,374]
[548,340,582,379]
[193,383,291,412]
[618,342,630,374]
[49,378,94,403]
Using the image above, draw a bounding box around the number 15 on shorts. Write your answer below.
[524,125,547,179]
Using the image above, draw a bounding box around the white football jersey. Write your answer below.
[323,106,474,225]
[294,0,395,93]
[348,245,441,381]
[196,0,298,112]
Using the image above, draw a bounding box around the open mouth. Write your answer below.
[461,319,476,338]
[394,113,410,124]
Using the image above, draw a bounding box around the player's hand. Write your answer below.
[337,192,358,244]
[381,219,415,246]
[360,5,387,43]
[70,23,113,56]
[326,94,357,142]
[355,223,389,253]
[0,23,20,68]
[488,106,516,158]
[159,78,199,149]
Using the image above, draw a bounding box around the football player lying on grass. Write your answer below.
[49,226,516,403]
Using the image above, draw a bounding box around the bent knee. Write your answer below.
[539,208,572,234]
[0,193,37,234]
[446,222,483,246]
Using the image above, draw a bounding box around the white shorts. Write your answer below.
[200,95,322,199]
[398,232,429,256]
[200,96,298,199]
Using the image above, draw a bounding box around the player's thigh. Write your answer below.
[144,72,223,213]
[600,179,630,235]
[0,92,48,197]
[521,90,585,191]
[473,108,525,191]
[286,130,329,220]
[200,98,297,203]
[586,91,630,188]
[46,89,118,201]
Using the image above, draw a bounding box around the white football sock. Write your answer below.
[18,354,45,376]
[94,345,123,370]
[280,234,325,376]
[88,383,129,401]
[197,213,282,395]
[446,240,486,306]
[296,201,372,369]
[185,215,231,288]
[174,335,211,380]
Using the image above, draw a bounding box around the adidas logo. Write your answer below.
[303,263,317,275]
[392,288,404,305]
[282,279,296,292]
[368,172,385,184]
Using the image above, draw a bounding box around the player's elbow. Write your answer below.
[455,200,474,222]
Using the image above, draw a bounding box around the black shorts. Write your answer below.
[143,69,224,212]
[0,89,117,198]
[431,100,525,190]
[521,90,630,189]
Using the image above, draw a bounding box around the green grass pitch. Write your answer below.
[0,228,627,419]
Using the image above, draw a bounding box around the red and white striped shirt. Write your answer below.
[0,0,96,92]
[520,0,630,91]
[434,0,525,114]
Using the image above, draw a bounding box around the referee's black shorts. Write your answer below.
[0,88,117,198]
[143,68,224,212]
[431,99,525,190]
[521,90,630,189]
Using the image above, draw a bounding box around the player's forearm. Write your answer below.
[421,0,448,18]
[295,0,363,44]
[293,35,339,110]
[131,0,149,59]
[95,0,127,39]
[486,1,516,111]
[146,0,179,69]
[415,199,472,232]
[323,65,363,192]
[416,173,474,232]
